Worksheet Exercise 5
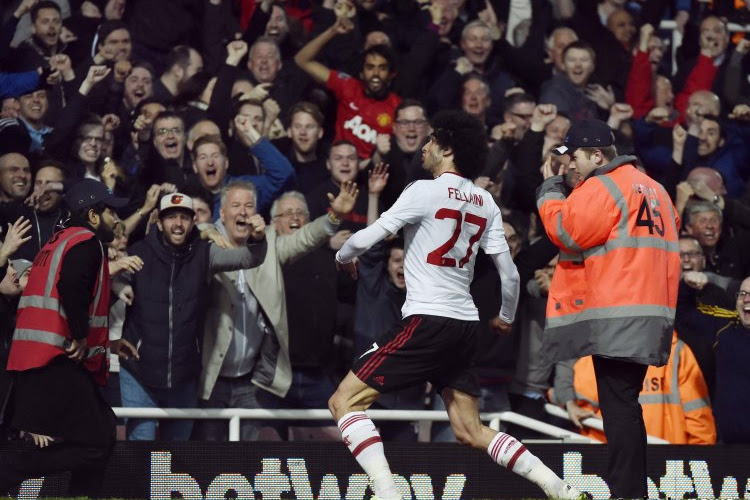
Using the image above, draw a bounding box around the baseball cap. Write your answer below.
[10,259,32,277]
[159,193,195,216]
[65,179,129,211]
[553,119,614,156]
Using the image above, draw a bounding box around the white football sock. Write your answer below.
[487,432,578,498]
[338,412,400,500]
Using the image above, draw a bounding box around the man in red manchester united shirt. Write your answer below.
[294,12,401,159]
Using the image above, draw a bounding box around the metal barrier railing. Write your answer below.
[113,405,669,444]
[544,404,670,444]
[112,407,600,443]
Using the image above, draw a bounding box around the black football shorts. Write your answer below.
[352,314,480,397]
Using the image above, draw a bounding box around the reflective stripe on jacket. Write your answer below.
[536,156,681,366]
[573,332,716,444]
[7,226,110,384]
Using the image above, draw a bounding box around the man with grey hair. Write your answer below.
[268,191,349,437]
[248,36,309,123]
[683,200,750,280]
[248,37,283,85]
[196,181,359,441]
[119,191,267,441]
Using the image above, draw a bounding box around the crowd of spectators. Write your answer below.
[1,0,750,444]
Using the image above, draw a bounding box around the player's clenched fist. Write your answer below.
[489,316,512,334]
[335,256,359,280]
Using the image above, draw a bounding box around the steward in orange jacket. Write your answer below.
[566,331,716,444]
[535,119,681,499]
[536,150,681,365]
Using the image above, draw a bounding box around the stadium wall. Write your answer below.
[6,442,749,499]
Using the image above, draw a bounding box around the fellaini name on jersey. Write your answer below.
[447,187,483,207]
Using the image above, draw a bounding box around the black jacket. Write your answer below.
[121,228,212,388]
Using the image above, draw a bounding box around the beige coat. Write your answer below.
[199,216,331,399]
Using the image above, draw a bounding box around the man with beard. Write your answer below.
[0,152,31,204]
[372,99,432,210]
[0,179,140,497]
[0,161,66,262]
[681,114,750,199]
[120,62,155,122]
[119,192,268,441]
[295,14,401,159]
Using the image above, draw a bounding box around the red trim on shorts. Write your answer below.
[506,445,527,471]
[352,436,382,457]
[339,414,370,433]
[356,316,423,382]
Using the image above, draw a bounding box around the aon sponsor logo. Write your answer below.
[344,115,378,144]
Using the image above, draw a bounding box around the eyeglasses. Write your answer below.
[274,209,308,219]
[155,126,183,137]
[737,291,750,300]
[395,119,427,128]
[80,135,104,144]
[680,251,704,258]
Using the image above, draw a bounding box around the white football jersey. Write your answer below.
[376,172,509,321]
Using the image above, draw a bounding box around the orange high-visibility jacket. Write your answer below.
[536,156,681,366]
[573,332,716,444]
[7,226,111,385]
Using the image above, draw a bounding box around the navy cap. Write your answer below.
[553,119,614,155]
[65,179,129,211]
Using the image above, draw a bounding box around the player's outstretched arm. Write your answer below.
[335,223,391,279]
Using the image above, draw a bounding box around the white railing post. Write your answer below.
[488,417,501,431]
[229,415,241,442]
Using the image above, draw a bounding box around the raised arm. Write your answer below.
[334,222,391,279]
[209,221,268,274]
[294,10,354,84]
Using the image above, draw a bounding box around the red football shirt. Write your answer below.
[326,70,401,159]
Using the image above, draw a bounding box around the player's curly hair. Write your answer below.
[430,110,487,179]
